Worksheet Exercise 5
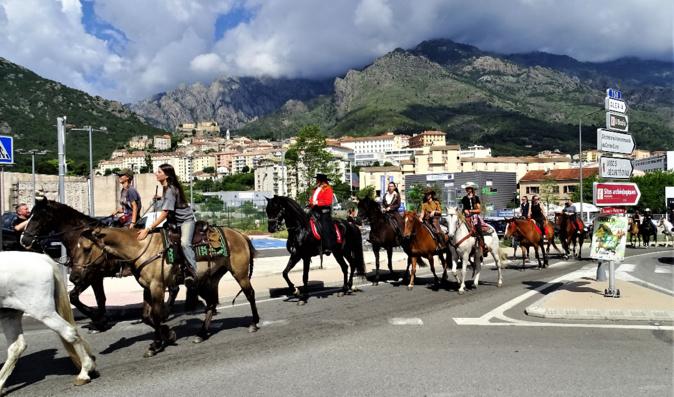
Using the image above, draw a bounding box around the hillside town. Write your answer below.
[95,120,671,215]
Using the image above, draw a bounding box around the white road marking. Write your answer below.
[389,317,423,326]
[454,250,674,331]
[654,265,672,274]
[616,263,636,273]
[259,319,289,327]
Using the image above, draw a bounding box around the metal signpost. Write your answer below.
[0,135,14,252]
[592,88,638,298]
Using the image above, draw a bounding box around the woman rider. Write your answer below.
[382,182,403,236]
[138,164,198,286]
[420,189,443,237]
[528,195,548,243]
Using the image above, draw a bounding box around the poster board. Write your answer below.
[589,214,628,261]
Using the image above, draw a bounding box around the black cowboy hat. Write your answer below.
[315,173,331,182]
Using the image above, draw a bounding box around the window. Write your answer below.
[526,186,540,194]
[563,185,577,194]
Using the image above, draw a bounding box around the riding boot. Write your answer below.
[183,264,197,288]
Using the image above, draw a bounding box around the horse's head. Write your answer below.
[69,228,109,284]
[504,218,517,239]
[265,196,285,233]
[21,197,54,249]
[445,207,459,238]
[356,196,379,222]
[402,211,419,241]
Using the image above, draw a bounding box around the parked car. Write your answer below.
[483,217,508,237]
[1,212,63,258]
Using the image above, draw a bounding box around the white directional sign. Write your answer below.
[600,156,633,179]
[605,97,626,113]
[606,112,628,132]
[597,128,635,154]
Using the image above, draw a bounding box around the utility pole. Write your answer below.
[578,108,604,222]
[16,149,48,206]
[69,125,107,216]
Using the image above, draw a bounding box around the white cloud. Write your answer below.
[0,0,670,103]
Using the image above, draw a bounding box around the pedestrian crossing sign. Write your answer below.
[0,136,13,165]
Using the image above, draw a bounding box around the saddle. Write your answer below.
[163,221,229,265]
[309,217,343,244]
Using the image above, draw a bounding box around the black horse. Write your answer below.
[265,195,366,304]
[20,198,179,331]
[640,217,657,247]
[357,196,405,285]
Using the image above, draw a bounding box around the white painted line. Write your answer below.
[616,263,636,273]
[451,318,673,331]
[259,319,289,327]
[389,317,423,326]
[618,272,674,295]
[654,265,672,274]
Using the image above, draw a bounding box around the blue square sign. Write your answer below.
[0,136,14,165]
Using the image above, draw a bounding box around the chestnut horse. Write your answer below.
[504,218,549,269]
[628,217,641,247]
[554,212,585,259]
[401,211,450,290]
[73,225,259,357]
[357,196,403,285]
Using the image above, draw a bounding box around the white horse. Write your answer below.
[0,252,97,393]
[657,218,674,247]
[446,207,507,294]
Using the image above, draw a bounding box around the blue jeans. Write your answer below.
[180,221,197,272]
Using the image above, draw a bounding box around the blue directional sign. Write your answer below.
[606,88,622,100]
[0,136,13,165]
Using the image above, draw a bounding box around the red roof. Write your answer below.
[520,167,598,182]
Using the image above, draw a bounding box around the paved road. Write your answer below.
[2,247,672,396]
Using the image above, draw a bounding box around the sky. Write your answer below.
[0,0,671,103]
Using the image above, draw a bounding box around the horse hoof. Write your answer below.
[248,324,259,333]
[297,300,306,306]
[372,281,379,286]
[144,349,156,358]
[458,290,465,295]
[497,282,503,288]
[74,377,91,386]
[167,330,177,344]
[89,369,100,379]
[293,288,301,297]
[87,329,101,335]
[337,292,344,297]
[407,285,413,291]
[351,287,361,293]
[192,336,204,344]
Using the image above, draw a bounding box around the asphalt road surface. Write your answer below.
[2,246,672,396]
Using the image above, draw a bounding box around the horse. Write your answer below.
[357,196,403,285]
[444,208,506,294]
[628,217,641,247]
[73,224,259,357]
[640,217,658,247]
[554,212,586,259]
[504,218,549,269]
[657,218,674,247]
[19,198,180,332]
[0,252,97,393]
[400,211,450,290]
[264,195,365,304]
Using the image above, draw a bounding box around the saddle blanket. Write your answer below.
[309,218,343,244]
[161,222,229,265]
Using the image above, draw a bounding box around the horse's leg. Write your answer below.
[387,246,394,274]
[490,244,503,287]
[428,254,439,285]
[408,257,417,290]
[520,246,527,270]
[335,253,350,297]
[68,281,102,330]
[373,245,381,286]
[458,250,469,294]
[441,247,449,282]
[166,284,180,309]
[144,283,171,357]
[473,249,482,289]
[194,279,218,343]
[0,311,26,393]
[90,276,111,330]
[298,256,311,305]
[282,254,302,296]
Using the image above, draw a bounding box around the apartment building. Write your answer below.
[460,156,571,182]
[153,134,172,151]
[413,145,461,174]
[129,135,150,150]
[176,121,220,137]
[408,130,446,148]
[519,167,598,205]
[254,159,289,196]
[339,132,409,155]
[459,145,492,158]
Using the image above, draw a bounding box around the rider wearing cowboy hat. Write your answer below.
[529,195,548,243]
[421,188,443,238]
[308,173,336,256]
[461,182,488,256]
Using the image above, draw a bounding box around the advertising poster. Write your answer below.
[590,214,628,261]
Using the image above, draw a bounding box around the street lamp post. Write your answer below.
[578,108,604,222]
[69,125,107,216]
[16,149,48,206]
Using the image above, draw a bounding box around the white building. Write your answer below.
[254,159,289,196]
[633,151,674,173]
[153,134,172,151]
[339,132,408,155]
[459,145,492,158]
[129,135,150,150]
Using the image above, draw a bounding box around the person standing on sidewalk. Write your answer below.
[137,164,198,287]
[113,168,142,228]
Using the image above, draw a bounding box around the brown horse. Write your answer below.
[357,196,403,285]
[401,211,450,290]
[73,225,259,357]
[628,218,641,247]
[554,212,585,259]
[504,218,549,269]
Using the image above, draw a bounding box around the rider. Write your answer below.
[420,189,443,238]
[461,182,487,256]
[138,163,198,287]
[382,181,403,236]
[520,195,530,219]
[113,168,142,228]
[308,173,336,256]
[529,195,548,244]
[563,200,580,235]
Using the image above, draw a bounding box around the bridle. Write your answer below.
[267,205,287,232]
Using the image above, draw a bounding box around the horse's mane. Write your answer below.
[37,199,101,226]
[274,196,308,225]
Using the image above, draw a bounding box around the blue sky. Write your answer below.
[0,0,671,103]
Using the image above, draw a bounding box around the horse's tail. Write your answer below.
[232,232,256,305]
[51,258,92,368]
[347,222,366,276]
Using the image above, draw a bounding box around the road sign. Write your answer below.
[606,112,628,132]
[0,136,14,165]
[597,128,635,154]
[605,97,626,113]
[601,207,626,215]
[599,156,633,179]
[593,182,641,206]
[606,88,622,100]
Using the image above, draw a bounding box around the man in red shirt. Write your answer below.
[308,173,336,255]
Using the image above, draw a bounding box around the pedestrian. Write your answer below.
[113,168,142,228]
[12,203,30,239]
[137,164,197,286]
[308,173,336,256]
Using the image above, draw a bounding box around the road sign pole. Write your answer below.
[605,261,620,298]
[57,117,68,280]
[0,167,3,252]
[596,260,607,281]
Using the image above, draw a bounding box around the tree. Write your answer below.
[571,175,597,203]
[631,170,674,213]
[241,165,250,173]
[405,184,426,212]
[539,177,559,208]
[284,125,335,199]
[356,185,376,200]
[332,179,351,202]
[144,153,153,173]
[203,166,215,174]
